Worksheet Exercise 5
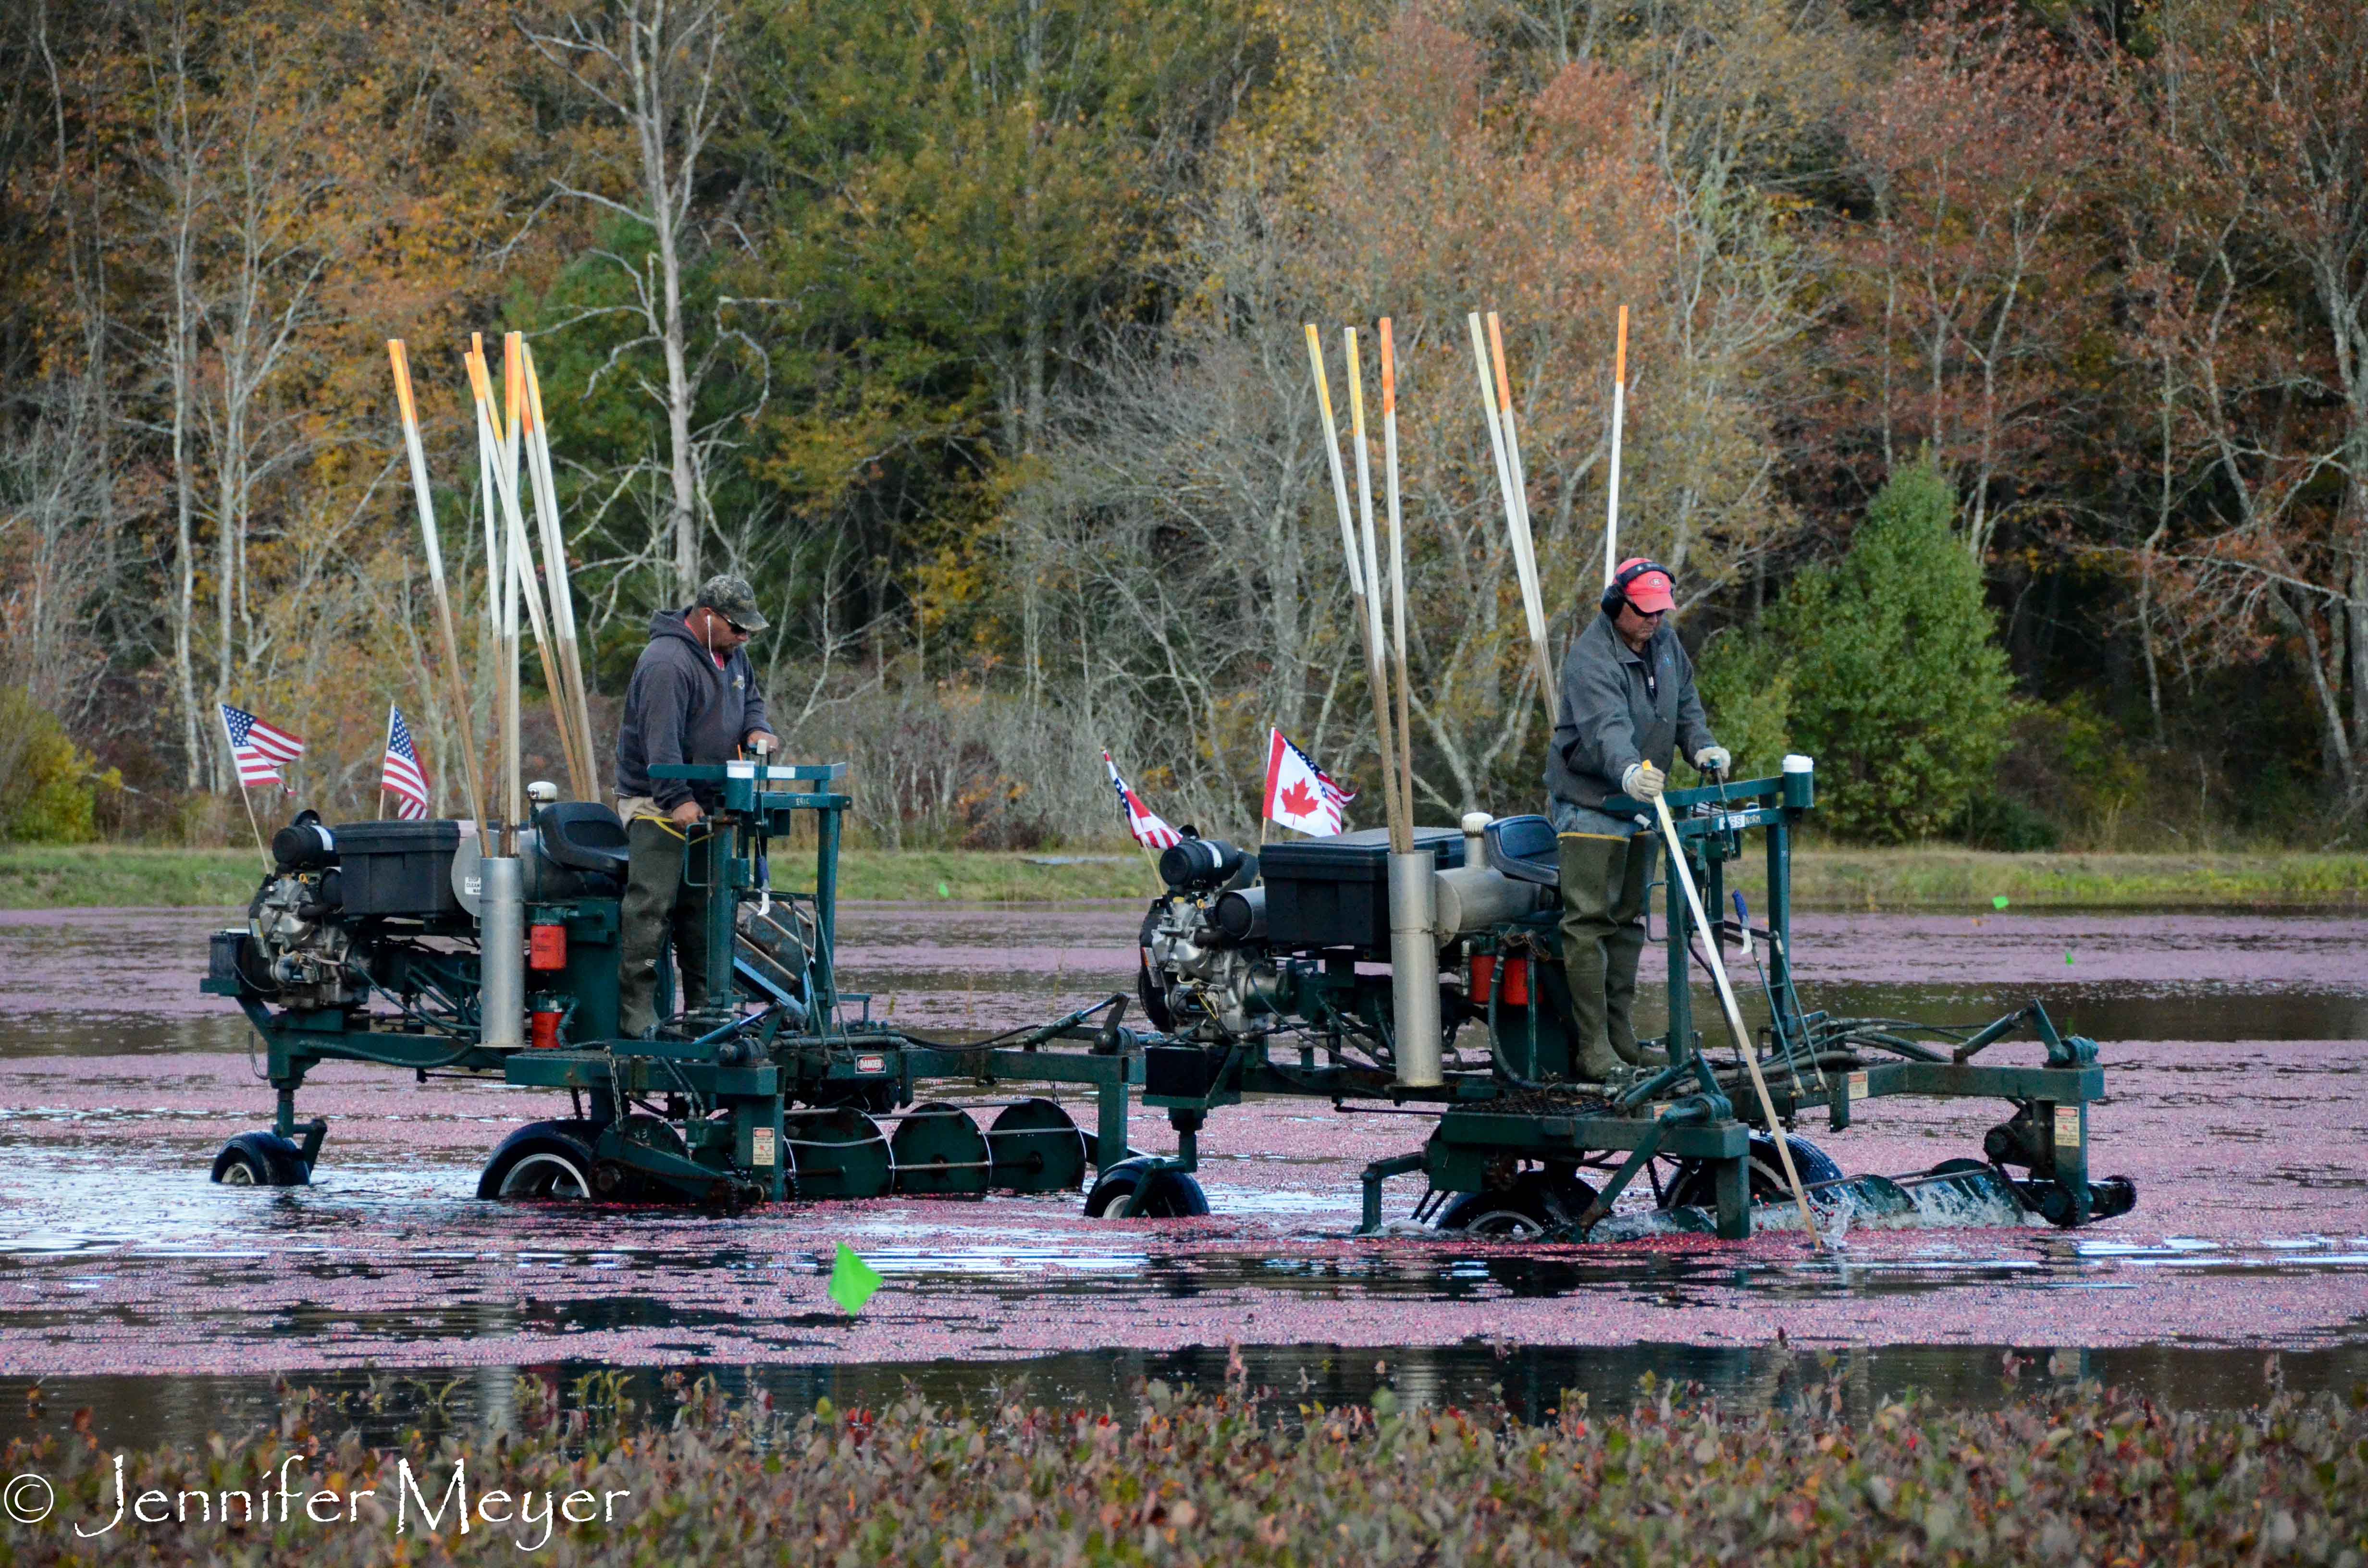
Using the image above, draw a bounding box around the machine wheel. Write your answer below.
[478,1120,603,1200]
[1437,1169,1597,1238]
[211,1131,309,1188]
[1083,1158,1209,1219]
[987,1098,1089,1193]
[1662,1133,1844,1211]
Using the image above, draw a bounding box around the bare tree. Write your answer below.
[2144,0,2368,809]
[523,0,728,599]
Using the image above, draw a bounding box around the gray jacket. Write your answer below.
[1544,611,1714,813]
[614,609,773,810]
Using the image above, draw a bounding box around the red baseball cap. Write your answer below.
[1612,557,1676,613]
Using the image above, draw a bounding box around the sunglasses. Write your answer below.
[721,616,753,637]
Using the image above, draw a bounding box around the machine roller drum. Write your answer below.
[986,1098,1088,1193]
[890,1103,992,1197]
[787,1106,895,1200]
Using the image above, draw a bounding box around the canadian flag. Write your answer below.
[1262,728,1353,836]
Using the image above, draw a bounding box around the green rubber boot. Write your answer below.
[1558,833,1634,1083]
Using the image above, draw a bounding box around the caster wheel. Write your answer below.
[211,1131,310,1187]
[1438,1170,1597,1237]
[1662,1133,1844,1210]
[1084,1157,1208,1218]
[477,1120,603,1200]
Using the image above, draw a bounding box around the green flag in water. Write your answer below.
[828,1243,882,1315]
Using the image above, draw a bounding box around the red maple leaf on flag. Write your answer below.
[1279,780,1319,818]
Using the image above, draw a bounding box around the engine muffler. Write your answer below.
[1387,850,1442,1087]
[478,855,525,1047]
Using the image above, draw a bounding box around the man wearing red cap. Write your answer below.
[1543,557,1728,1082]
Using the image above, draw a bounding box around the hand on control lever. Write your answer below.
[1691,745,1731,776]
[1620,760,1666,801]
[669,798,704,827]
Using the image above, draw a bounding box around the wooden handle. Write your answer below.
[1343,326,1365,432]
[1485,311,1513,413]
[503,331,524,442]
[522,341,550,434]
[387,340,417,426]
[1304,323,1336,423]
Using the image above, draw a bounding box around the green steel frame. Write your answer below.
[202,765,2116,1237]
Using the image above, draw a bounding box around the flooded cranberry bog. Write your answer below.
[0,900,2359,1456]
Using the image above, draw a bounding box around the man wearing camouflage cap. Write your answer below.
[614,574,780,1036]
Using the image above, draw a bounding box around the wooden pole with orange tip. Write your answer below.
[1649,786,1824,1247]
[483,335,588,803]
[1378,318,1416,831]
[385,339,493,857]
[462,346,524,838]
[1485,313,1555,704]
[1604,304,1628,588]
[1343,327,1409,856]
[519,343,600,799]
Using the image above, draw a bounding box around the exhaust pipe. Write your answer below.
[1388,849,1442,1087]
[478,855,524,1047]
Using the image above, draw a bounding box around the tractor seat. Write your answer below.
[533,801,630,877]
[1483,814,1560,889]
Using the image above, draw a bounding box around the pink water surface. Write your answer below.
[0,907,2359,1376]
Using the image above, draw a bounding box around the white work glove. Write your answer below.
[1620,760,1666,801]
[1692,745,1731,776]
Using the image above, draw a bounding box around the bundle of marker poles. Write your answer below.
[1465,306,1822,1244]
[387,331,601,1052]
[1305,321,1437,1089]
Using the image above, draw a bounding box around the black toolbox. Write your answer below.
[1258,826,1464,952]
[330,820,465,918]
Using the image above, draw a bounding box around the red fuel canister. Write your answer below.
[529,923,567,971]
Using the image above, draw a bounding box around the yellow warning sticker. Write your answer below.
[1848,1070,1869,1102]
[2054,1105,2082,1148]
[750,1127,777,1167]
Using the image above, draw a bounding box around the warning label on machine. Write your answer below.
[2054,1105,2082,1148]
[749,1127,777,1167]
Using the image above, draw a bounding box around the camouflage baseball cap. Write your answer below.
[693,573,768,632]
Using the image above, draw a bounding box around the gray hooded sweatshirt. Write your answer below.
[1543,611,1714,814]
[614,609,772,810]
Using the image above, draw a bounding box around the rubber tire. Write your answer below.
[477,1120,603,1201]
[211,1131,309,1187]
[1437,1169,1598,1238]
[1084,1158,1209,1219]
[1663,1133,1843,1211]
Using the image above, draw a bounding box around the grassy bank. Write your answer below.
[3,842,2364,911]
[2,1377,2359,1565]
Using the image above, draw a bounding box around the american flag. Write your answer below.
[380,704,431,820]
[1102,749,1182,850]
[219,703,304,788]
